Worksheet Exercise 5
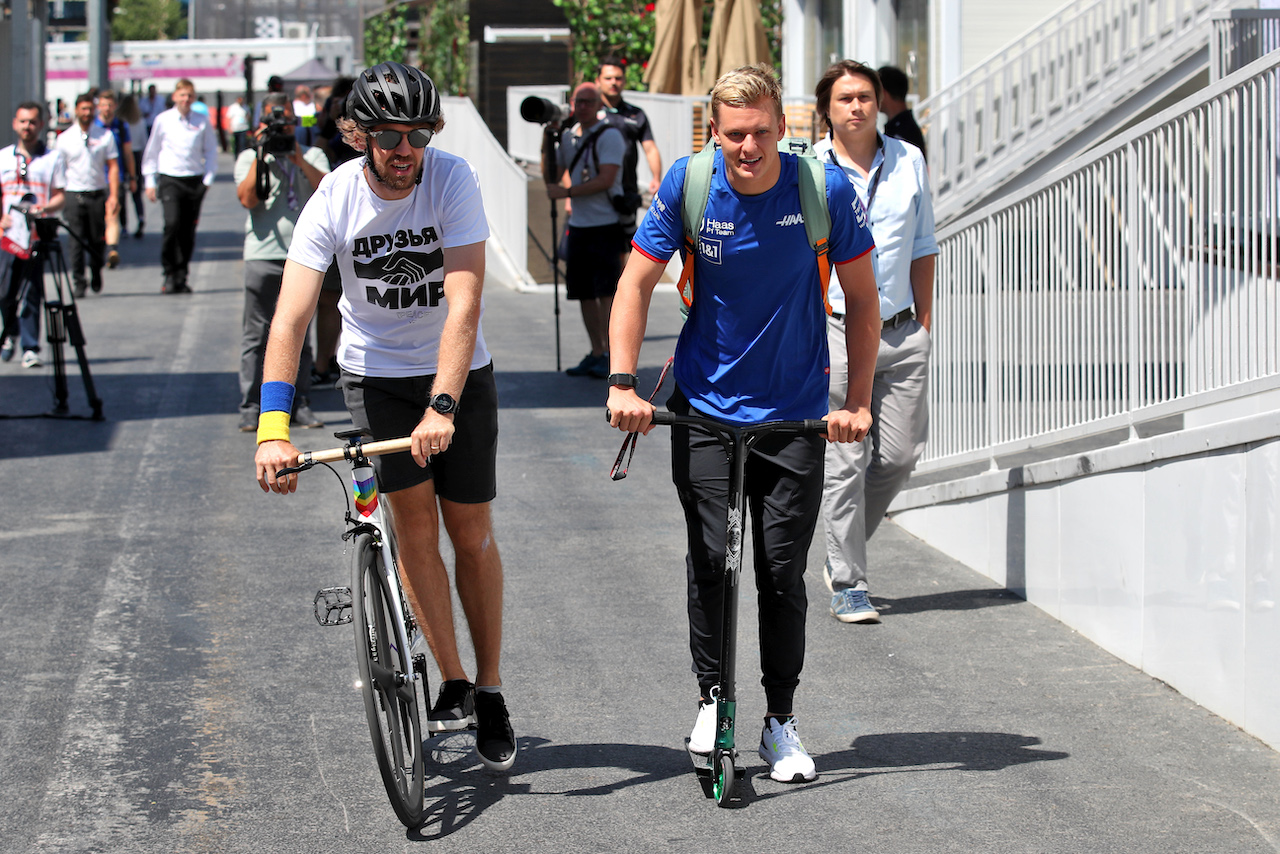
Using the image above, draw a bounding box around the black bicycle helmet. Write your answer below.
[347,61,442,128]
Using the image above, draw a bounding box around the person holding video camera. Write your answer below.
[542,82,626,379]
[0,102,66,368]
[233,93,329,433]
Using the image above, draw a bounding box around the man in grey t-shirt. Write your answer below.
[233,94,330,431]
[542,82,625,379]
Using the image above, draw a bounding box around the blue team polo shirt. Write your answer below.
[633,150,874,424]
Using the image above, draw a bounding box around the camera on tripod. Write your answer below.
[8,194,59,242]
[258,106,297,155]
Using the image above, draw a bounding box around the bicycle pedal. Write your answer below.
[314,587,353,626]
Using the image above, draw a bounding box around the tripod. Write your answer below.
[6,217,104,420]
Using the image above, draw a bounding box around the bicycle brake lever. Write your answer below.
[275,461,312,477]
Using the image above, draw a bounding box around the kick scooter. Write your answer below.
[612,407,827,806]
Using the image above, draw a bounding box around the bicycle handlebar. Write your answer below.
[301,437,414,465]
[276,437,415,478]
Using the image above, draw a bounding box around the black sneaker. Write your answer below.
[238,410,258,432]
[474,690,516,771]
[565,352,598,376]
[427,679,476,733]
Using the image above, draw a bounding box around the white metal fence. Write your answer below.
[921,50,1280,474]
[1211,8,1280,79]
[919,0,1233,225]
[434,95,534,289]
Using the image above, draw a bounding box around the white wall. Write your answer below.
[433,95,534,291]
[891,410,1280,751]
[957,0,1066,73]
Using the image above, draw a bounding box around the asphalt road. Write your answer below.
[2,151,1279,853]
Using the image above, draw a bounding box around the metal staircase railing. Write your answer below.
[919,0,1237,225]
[920,49,1280,475]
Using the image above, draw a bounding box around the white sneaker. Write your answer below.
[21,350,41,369]
[758,716,817,782]
[688,699,716,754]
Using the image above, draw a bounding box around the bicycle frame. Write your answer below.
[299,434,418,665]
[280,431,427,826]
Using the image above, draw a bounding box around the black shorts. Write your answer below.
[565,223,623,301]
[339,363,499,502]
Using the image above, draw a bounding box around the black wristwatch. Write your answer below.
[429,393,459,415]
[607,373,639,389]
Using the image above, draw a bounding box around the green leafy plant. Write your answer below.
[111,0,185,41]
[364,7,412,66]
[551,0,657,88]
[419,0,470,95]
[551,0,782,89]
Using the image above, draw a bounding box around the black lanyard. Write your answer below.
[826,134,885,213]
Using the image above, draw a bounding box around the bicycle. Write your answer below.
[277,429,429,827]
[610,406,828,806]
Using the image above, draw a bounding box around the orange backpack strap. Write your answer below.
[679,235,696,309]
[815,237,832,316]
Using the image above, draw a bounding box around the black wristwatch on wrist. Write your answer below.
[429,392,459,415]
[607,373,639,389]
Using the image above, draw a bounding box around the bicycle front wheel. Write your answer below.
[352,532,425,827]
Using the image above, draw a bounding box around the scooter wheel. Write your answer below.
[713,751,735,807]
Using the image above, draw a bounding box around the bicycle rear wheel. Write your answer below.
[352,532,425,827]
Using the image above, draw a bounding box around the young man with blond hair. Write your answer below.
[141,78,217,294]
[607,64,881,783]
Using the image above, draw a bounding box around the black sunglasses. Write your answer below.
[371,128,434,150]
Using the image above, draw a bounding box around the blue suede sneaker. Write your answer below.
[830,589,881,624]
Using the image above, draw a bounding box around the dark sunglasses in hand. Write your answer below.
[371,128,434,150]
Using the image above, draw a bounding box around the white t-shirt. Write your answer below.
[226,101,250,134]
[55,123,118,192]
[288,151,491,378]
[0,144,66,254]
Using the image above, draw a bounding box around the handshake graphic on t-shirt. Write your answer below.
[353,248,443,288]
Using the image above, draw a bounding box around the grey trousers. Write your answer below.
[239,259,313,414]
[822,312,931,591]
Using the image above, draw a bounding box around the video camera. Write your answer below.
[258,106,297,155]
[8,193,60,242]
[520,96,571,126]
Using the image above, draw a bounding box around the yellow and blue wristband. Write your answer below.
[256,381,295,445]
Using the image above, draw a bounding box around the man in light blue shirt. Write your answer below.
[813,60,939,624]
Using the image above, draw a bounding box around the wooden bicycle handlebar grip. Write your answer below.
[299,437,415,465]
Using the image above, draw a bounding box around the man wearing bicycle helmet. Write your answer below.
[253,61,516,772]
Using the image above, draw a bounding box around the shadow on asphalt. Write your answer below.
[495,361,679,411]
[0,374,348,459]
[871,587,1025,616]
[407,734,689,840]
[404,729,1069,829]
[740,731,1069,808]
